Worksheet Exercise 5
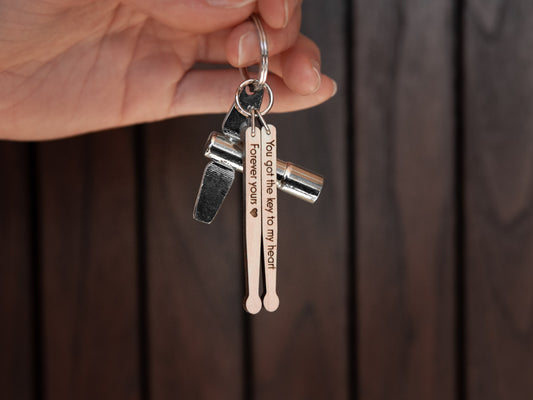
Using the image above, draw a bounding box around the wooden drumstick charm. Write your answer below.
[243,121,262,314]
[261,124,279,312]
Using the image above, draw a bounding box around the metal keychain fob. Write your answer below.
[193,88,324,223]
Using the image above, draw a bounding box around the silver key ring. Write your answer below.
[235,79,274,117]
[239,14,269,88]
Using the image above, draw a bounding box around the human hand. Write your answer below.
[0,0,336,140]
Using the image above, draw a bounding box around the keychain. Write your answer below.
[193,14,324,314]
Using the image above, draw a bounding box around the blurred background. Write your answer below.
[1,0,532,399]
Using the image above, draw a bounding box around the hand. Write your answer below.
[0,0,336,140]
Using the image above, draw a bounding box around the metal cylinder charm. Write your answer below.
[205,132,323,204]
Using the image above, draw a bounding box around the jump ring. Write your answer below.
[238,14,269,87]
[235,79,274,117]
[256,111,271,134]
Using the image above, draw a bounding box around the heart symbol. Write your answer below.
[250,208,258,218]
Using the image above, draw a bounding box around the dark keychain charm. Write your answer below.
[193,87,265,224]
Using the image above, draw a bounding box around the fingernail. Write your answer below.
[238,30,257,66]
[207,0,256,8]
[309,61,322,94]
[331,79,338,97]
[283,0,290,28]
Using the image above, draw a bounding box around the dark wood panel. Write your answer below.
[355,1,456,399]
[145,116,244,400]
[251,2,349,399]
[0,142,33,400]
[465,1,533,398]
[38,130,140,400]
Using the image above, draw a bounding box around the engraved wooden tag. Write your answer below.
[243,126,262,314]
[261,124,279,312]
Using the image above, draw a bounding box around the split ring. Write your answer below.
[239,14,269,88]
[235,79,274,117]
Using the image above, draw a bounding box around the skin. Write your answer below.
[0,0,336,140]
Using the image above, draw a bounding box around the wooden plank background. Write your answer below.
[465,1,533,399]
[0,143,33,400]
[37,130,140,400]
[1,1,533,399]
[356,1,456,400]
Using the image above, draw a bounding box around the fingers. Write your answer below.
[199,7,300,65]
[258,0,301,29]
[268,34,322,95]
[200,32,329,98]
[170,69,336,117]
[203,7,322,97]
[268,73,337,113]
[127,0,257,33]
[225,6,301,67]
[128,0,302,35]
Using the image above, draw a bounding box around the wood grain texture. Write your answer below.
[244,126,263,315]
[0,142,33,400]
[251,1,349,398]
[145,116,244,400]
[465,1,533,398]
[38,130,140,400]
[355,1,456,399]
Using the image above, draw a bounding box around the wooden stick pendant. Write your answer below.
[261,124,279,312]
[243,123,262,314]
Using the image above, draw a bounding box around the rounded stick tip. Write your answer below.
[244,296,262,314]
[263,293,279,312]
